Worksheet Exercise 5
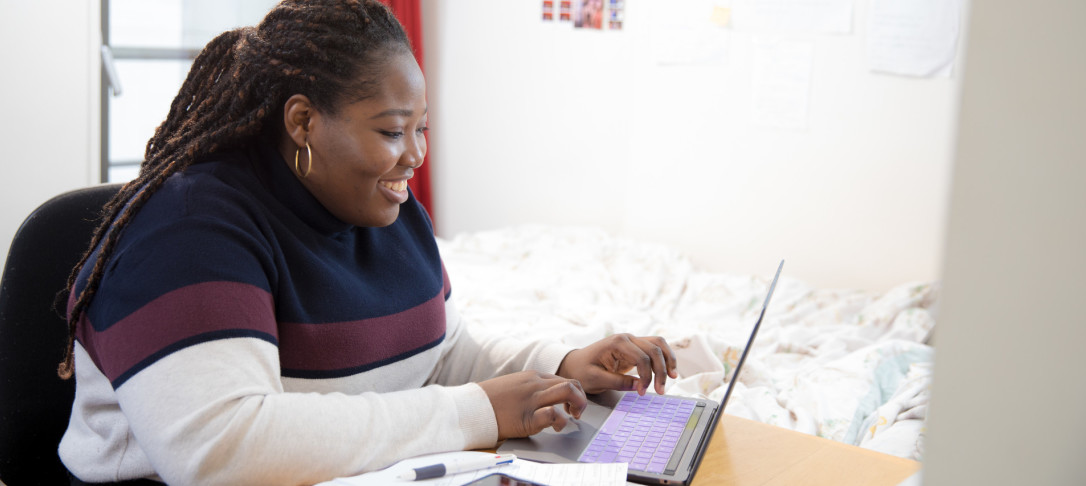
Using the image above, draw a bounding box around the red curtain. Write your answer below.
[378,0,434,221]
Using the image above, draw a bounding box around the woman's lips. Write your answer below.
[379,180,408,192]
[378,179,410,204]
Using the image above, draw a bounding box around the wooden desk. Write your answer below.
[691,415,920,486]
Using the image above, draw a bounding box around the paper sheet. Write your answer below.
[650,0,730,65]
[867,0,961,77]
[751,38,814,130]
[733,0,853,34]
[317,451,628,486]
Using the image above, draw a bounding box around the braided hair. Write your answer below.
[58,0,412,378]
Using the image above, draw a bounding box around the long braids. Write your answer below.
[58,0,411,378]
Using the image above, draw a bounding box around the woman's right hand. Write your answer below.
[477,371,588,440]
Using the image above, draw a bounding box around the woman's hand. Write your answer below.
[477,371,588,440]
[556,334,678,396]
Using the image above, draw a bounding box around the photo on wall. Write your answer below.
[573,0,604,29]
[608,0,625,30]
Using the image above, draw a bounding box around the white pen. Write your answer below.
[397,454,516,481]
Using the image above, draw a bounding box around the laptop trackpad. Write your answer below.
[497,391,621,463]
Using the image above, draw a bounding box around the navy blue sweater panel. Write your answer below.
[73,142,447,387]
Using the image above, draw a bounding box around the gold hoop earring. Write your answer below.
[294,141,313,178]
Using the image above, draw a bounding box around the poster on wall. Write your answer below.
[560,1,572,21]
[543,0,624,32]
[573,0,604,29]
[608,0,625,30]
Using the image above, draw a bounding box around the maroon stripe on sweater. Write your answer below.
[75,281,278,384]
[277,285,447,373]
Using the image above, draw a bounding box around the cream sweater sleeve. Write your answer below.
[60,300,570,486]
[428,299,576,386]
[60,338,488,486]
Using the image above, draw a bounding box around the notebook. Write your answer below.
[499,260,784,486]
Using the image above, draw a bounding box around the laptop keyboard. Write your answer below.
[577,392,699,474]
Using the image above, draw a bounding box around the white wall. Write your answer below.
[923,0,1086,484]
[422,0,960,291]
[0,1,958,292]
[0,2,99,262]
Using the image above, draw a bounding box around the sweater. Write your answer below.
[58,142,572,485]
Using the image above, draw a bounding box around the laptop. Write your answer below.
[499,260,784,486]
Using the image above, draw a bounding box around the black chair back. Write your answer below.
[0,184,123,485]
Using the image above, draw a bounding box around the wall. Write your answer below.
[923,0,1086,483]
[0,2,99,263]
[0,1,959,292]
[421,0,960,291]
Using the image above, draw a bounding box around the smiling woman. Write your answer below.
[278,50,429,228]
[56,1,679,485]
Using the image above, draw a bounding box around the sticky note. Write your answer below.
[710,6,732,27]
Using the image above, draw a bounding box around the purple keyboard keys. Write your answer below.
[577,393,697,473]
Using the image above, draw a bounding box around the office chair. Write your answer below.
[0,183,123,485]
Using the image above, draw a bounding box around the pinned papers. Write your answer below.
[733,0,853,34]
[867,0,962,77]
[751,38,815,130]
[650,0,731,65]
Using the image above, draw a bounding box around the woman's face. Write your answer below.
[284,50,428,228]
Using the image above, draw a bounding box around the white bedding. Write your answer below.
[437,225,936,461]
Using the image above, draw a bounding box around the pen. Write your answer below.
[397,453,516,481]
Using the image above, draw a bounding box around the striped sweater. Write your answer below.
[59,142,571,485]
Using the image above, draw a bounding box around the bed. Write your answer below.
[437,225,936,462]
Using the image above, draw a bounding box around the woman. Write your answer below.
[58,1,676,485]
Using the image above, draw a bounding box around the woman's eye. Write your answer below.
[417,126,429,135]
[380,130,405,139]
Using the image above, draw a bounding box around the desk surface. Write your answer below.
[690,415,920,486]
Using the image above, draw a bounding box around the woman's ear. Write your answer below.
[282,94,314,147]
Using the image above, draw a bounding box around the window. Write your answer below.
[102,0,278,182]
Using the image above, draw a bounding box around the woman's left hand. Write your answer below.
[556,334,678,396]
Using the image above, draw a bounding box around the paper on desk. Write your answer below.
[315,451,628,486]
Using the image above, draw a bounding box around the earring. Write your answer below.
[294,140,313,178]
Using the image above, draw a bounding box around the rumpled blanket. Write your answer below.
[438,225,935,460]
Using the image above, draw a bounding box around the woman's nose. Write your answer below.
[402,132,426,168]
